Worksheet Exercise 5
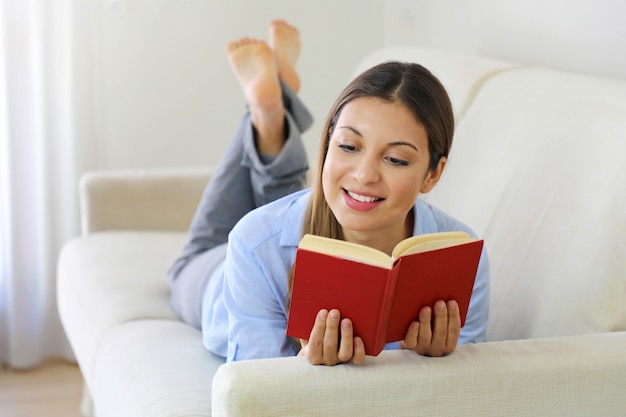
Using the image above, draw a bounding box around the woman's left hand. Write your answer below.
[400,300,461,357]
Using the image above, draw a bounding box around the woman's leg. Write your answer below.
[169,22,311,328]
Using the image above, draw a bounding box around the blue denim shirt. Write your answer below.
[201,189,490,362]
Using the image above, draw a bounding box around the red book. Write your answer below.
[286,232,484,356]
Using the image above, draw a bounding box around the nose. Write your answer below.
[353,155,380,184]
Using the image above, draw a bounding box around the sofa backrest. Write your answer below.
[80,168,213,234]
[426,61,626,342]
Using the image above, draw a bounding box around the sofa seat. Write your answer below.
[58,231,225,416]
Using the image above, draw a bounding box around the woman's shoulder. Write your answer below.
[230,189,310,248]
[414,199,479,238]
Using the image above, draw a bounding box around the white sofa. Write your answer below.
[57,47,626,417]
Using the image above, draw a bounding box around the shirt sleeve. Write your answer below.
[221,227,298,362]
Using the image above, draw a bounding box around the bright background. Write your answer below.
[77,0,626,171]
[1,0,624,368]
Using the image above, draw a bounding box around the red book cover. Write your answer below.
[384,241,484,343]
[286,236,483,356]
[286,248,398,356]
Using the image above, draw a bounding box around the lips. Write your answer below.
[341,189,384,212]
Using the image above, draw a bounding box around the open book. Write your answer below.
[286,231,484,356]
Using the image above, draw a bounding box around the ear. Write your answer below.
[420,157,447,193]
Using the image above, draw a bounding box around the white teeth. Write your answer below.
[347,191,379,203]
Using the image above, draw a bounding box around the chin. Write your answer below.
[335,215,380,234]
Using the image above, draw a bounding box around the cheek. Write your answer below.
[320,156,332,196]
[391,176,422,205]
[321,150,340,186]
[321,159,336,200]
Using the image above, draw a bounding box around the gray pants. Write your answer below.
[169,83,313,329]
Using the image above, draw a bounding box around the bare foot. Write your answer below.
[226,37,282,111]
[269,20,301,93]
[226,38,285,156]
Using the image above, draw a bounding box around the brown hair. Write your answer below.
[288,61,455,293]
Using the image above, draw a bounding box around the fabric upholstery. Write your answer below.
[93,320,222,417]
[213,332,626,417]
[425,68,626,341]
[58,232,187,382]
[79,168,212,234]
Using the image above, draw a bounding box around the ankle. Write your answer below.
[251,107,287,157]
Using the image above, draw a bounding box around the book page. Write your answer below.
[391,231,470,259]
[298,234,393,269]
[396,237,477,257]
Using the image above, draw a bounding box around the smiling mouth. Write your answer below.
[345,189,383,203]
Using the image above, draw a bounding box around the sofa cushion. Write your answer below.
[425,67,626,341]
[57,231,187,381]
[92,320,223,417]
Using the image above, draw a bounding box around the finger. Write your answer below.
[309,309,328,344]
[416,306,432,355]
[337,318,354,362]
[323,309,341,362]
[352,337,366,365]
[306,309,328,364]
[430,300,449,355]
[297,338,309,358]
[401,321,420,350]
[445,300,461,353]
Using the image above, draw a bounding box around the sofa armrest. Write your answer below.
[79,168,212,235]
[212,332,626,417]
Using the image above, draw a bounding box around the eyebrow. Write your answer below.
[337,126,420,152]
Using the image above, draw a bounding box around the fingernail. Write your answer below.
[329,310,339,321]
[318,309,328,320]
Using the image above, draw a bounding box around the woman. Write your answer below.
[169,20,490,366]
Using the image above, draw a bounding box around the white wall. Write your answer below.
[75,0,626,171]
[76,0,385,170]
[384,0,626,80]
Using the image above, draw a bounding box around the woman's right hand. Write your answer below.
[298,309,366,365]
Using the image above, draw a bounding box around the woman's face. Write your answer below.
[322,97,443,246]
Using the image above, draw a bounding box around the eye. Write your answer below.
[337,143,358,153]
[386,156,410,167]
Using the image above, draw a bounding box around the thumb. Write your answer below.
[297,338,309,357]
